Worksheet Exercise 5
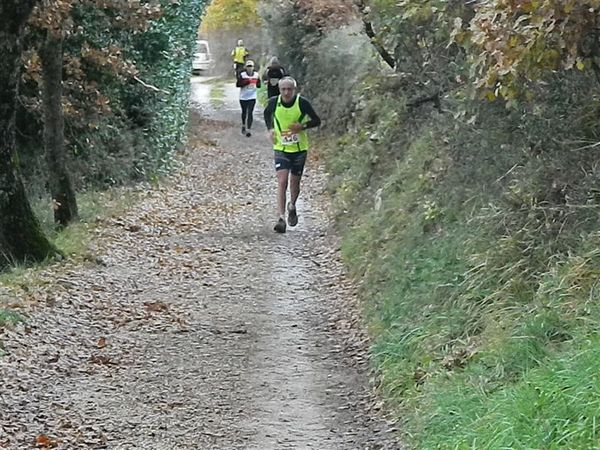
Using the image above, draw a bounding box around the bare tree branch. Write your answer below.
[407,92,442,111]
[354,0,396,70]
[133,76,171,95]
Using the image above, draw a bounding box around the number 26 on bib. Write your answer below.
[281,130,300,146]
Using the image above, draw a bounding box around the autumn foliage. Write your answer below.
[200,0,260,32]
[456,0,600,98]
[349,1,600,100]
[16,0,205,192]
[26,1,162,122]
[293,0,357,30]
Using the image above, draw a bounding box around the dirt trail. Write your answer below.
[0,77,402,449]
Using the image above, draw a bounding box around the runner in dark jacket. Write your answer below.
[263,57,286,99]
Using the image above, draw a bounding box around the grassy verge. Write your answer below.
[38,188,138,256]
[257,84,268,107]
[324,92,600,448]
[209,80,226,108]
[0,187,138,299]
[0,309,23,327]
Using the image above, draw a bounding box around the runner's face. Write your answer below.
[280,84,295,102]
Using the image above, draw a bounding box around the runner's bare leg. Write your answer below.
[277,170,289,217]
[290,174,301,207]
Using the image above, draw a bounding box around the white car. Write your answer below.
[192,39,215,74]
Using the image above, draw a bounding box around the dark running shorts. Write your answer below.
[274,150,307,176]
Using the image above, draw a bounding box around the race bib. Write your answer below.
[281,130,300,146]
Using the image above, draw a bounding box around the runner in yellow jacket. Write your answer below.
[231,39,249,77]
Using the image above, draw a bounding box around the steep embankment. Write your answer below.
[260,2,600,449]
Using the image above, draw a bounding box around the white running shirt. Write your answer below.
[239,71,260,101]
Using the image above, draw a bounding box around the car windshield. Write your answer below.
[196,42,208,54]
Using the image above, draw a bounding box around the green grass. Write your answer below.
[257,84,268,107]
[0,309,24,356]
[209,81,226,108]
[0,187,138,295]
[415,337,600,449]
[25,188,137,259]
[324,96,600,449]
[0,309,23,327]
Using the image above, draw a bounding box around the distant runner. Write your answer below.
[263,77,321,233]
[231,39,249,77]
[237,60,261,137]
[263,56,286,99]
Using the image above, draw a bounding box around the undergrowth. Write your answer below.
[324,72,600,449]
[0,188,138,293]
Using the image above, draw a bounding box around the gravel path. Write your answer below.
[0,77,403,449]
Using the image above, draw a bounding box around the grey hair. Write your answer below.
[278,76,297,89]
[269,56,280,66]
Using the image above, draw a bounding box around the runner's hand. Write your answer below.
[289,123,303,133]
[267,130,275,143]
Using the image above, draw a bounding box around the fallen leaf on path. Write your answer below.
[90,354,112,365]
[144,301,168,312]
[35,434,56,448]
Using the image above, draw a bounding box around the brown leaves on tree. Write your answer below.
[80,43,139,79]
[294,0,358,30]
[453,0,600,99]
[93,0,162,31]
[24,0,163,124]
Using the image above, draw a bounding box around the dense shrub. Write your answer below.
[18,0,206,199]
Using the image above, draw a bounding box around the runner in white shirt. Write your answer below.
[236,60,261,137]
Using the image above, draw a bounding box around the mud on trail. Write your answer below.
[0,77,402,450]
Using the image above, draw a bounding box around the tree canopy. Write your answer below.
[200,0,260,33]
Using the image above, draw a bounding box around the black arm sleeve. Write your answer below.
[263,96,278,130]
[299,97,321,129]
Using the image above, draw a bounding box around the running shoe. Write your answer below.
[287,204,298,227]
[246,131,252,137]
[241,126,246,134]
[274,217,286,233]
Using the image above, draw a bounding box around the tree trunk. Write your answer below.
[40,30,78,226]
[0,0,58,267]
